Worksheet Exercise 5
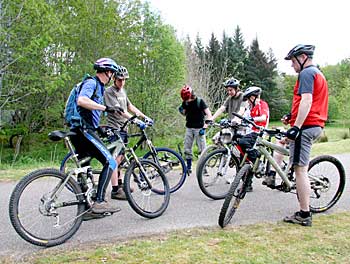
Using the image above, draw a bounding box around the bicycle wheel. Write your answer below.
[197,148,240,200]
[8,169,85,247]
[218,164,251,228]
[124,159,170,218]
[60,152,102,177]
[60,152,76,173]
[196,144,219,177]
[308,155,346,213]
[143,147,186,193]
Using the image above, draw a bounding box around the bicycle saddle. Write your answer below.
[48,130,77,141]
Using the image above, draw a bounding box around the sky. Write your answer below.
[147,0,350,75]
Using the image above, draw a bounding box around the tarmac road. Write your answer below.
[1,153,349,260]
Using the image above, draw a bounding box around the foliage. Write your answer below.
[0,0,185,135]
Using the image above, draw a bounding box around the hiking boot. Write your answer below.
[91,201,121,214]
[82,211,106,221]
[283,211,312,227]
[111,188,127,200]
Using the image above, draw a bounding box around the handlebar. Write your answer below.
[230,112,287,138]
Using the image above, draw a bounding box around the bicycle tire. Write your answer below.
[218,164,251,228]
[197,148,240,200]
[8,168,85,247]
[196,144,219,177]
[308,155,346,213]
[124,159,170,218]
[143,147,186,193]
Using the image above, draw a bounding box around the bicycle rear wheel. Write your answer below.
[143,147,186,193]
[197,148,240,200]
[124,159,170,218]
[8,169,85,247]
[308,155,346,213]
[218,164,251,228]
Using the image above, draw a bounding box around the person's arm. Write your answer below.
[128,103,146,118]
[294,93,312,128]
[211,105,225,120]
[77,96,106,111]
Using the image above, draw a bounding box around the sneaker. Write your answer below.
[91,201,121,214]
[111,188,127,200]
[262,176,276,186]
[283,211,312,227]
[187,169,192,175]
[82,211,106,221]
[262,171,276,187]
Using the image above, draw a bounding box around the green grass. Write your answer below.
[9,212,350,264]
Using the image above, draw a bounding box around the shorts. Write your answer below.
[289,126,322,166]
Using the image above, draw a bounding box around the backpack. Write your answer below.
[64,75,98,128]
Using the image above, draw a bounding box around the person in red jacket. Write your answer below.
[238,86,269,192]
[283,44,328,227]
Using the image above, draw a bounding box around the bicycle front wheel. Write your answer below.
[124,159,170,219]
[308,155,346,213]
[197,148,240,200]
[143,147,186,193]
[8,169,85,247]
[218,164,251,228]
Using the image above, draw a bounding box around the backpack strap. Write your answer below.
[77,76,99,99]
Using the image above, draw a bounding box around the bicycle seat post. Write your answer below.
[64,136,81,168]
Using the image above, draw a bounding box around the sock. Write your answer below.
[118,179,123,186]
[300,210,311,218]
[112,186,119,192]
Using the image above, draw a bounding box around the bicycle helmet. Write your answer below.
[223,78,240,88]
[93,58,119,72]
[285,44,315,60]
[114,65,129,79]
[243,86,262,100]
[180,85,193,101]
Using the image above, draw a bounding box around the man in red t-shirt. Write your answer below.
[283,44,328,227]
[238,86,269,192]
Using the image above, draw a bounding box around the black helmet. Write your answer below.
[93,58,119,72]
[114,66,129,79]
[243,86,261,100]
[223,78,240,88]
[285,44,315,60]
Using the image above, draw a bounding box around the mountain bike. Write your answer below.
[218,113,346,228]
[8,125,170,247]
[196,120,245,200]
[60,117,187,193]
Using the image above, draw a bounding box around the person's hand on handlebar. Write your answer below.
[132,118,146,130]
[144,116,154,126]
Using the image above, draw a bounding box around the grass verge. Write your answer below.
[8,211,350,264]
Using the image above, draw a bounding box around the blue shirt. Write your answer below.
[78,77,104,129]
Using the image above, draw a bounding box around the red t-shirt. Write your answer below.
[290,66,328,127]
[251,99,269,131]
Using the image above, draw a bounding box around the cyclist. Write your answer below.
[238,86,269,192]
[211,78,246,121]
[178,85,212,174]
[283,44,328,227]
[70,57,121,215]
[104,65,153,200]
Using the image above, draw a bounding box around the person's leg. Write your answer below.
[195,128,207,157]
[81,129,120,213]
[184,128,194,174]
[111,131,128,200]
[284,127,322,226]
[294,165,310,211]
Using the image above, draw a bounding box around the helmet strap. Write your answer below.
[295,56,308,71]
